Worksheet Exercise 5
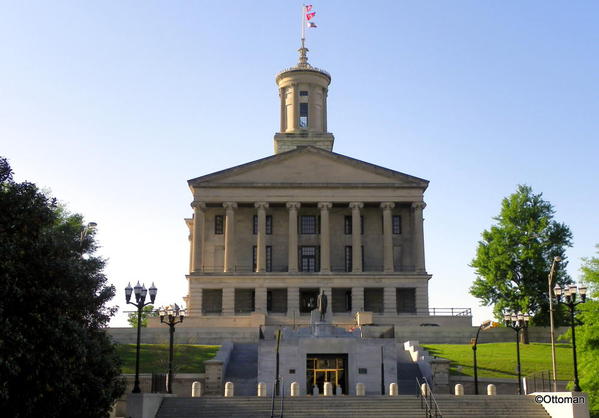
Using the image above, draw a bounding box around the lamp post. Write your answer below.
[159,304,185,394]
[125,281,158,393]
[554,284,587,392]
[472,320,498,394]
[504,311,530,395]
[548,256,561,392]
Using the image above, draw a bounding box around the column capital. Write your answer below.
[349,202,364,210]
[254,202,269,210]
[223,202,238,210]
[318,202,332,210]
[191,201,206,210]
[380,202,395,210]
[411,201,427,210]
[286,202,301,210]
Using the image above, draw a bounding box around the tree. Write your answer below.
[0,157,124,418]
[127,304,158,327]
[470,185,573,324]
[573,245,599,413]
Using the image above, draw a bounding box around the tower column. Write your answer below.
[287,202,301,272]
[255,202,269,272]
[349,202,364,272]
[381,202,395,273]
[279,88,286,132]
[411,202,426,272]
[292,83,299,131]
[318,202,332,273]
[223,202,237,272]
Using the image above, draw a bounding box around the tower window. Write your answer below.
[299,103,308,128]
[299,90,309,96]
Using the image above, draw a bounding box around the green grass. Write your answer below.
[116,344,220,374]
[422,343,574,380]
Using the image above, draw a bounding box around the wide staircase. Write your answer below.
[156,395,550,418]
[224,343,259,396]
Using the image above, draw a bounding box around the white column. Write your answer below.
[411,202,426,272]
[255,202,269,272]
[292,83,299,131]
[318,202,332,273]
[287,202,301,272]
[349,202,363,272]
[223,202,237,272]
[380,202,395,273]
[222,287,235,315]
[191,201,206,272]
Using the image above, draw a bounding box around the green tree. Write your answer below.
[470,185,573,323]
[127,304,158,327]
[574,245,599,413]
[0,157,124,418]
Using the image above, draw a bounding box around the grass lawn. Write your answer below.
[422,343,574,380]
[116,344,220,374]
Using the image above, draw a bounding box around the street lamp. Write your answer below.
[554,283,587,392]
[504,311,530,395]
[125,281,158,393]
[159,304,185,394]
[472,320,498,394]
[548,256,561,392]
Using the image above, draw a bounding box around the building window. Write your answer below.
[299,90,309,96]
[267,288,287,313]
[344,215,364,234]
[392,215,401,234]
[202,289,223,314]
[253,215,273,235]
[344,246,352,272]
[300,215,319,234]
[214,215,224,234]
[397,288,416,313]
[299,246,319,272]
[252,245,272,272]
[344,246,364,272]
[332,288,352,313]
[299,102,308,128]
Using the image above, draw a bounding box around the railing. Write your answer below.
[525,370,554,393]
[427,308,471,317]
[416,377,443,418]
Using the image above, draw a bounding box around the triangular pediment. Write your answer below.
[188,147,428,188]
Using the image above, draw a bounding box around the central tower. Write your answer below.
[274,42,335,153]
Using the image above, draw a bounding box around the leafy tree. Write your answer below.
[127,304,158,327]
[574,245,599,412]
[0,157,124,418]
[470,185,573,323]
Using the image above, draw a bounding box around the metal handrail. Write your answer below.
[416,377,443,418]
[423,377,443,418]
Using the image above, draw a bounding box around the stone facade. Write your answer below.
[156,42,459,330]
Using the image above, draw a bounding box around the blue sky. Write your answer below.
[1,1,598,326]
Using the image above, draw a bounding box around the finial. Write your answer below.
[297,38,311,69]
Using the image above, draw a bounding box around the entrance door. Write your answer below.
[306,354,348,395]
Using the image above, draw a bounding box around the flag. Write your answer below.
[305,5,313,12]
[306,11,316,20]
[307,22,317,28]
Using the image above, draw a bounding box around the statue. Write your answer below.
[317,290,328,322]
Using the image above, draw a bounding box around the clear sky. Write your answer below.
[2,1,598,327]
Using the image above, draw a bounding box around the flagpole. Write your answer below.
[301,4,305,47]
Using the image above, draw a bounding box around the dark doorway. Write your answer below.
[299,288,319,314]
[306,354,348,395]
